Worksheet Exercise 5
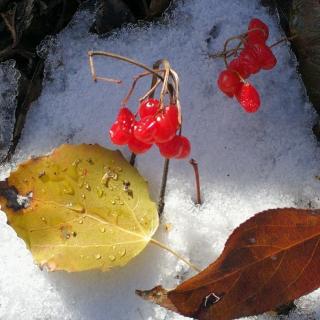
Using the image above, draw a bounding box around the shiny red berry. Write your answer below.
[217,70,242,97]
[236,83,260,113]
[239,48,261,74]
[109,121,132,145]
[117,107,135,123]
[154,105,179,143]
[228,58,251,79]
[138,98,160,118]
[165,104,179,129]
[176,136,191,159]
[250,43,277,70]
[128,136,152,154]
[247,18,269,44]
[133,116,157,144]
[260,48,277,70]
[157,135,182,159]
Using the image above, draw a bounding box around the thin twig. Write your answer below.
[129,153,136,166]
[189,158,202,205]
[158,60,171,108]
[223,35,245,68]
[88,53,122,83]
[209,32,298,62]
[122,69,164,106]
[169,69,182,125]
[139,78,162,102]
[270,34,298,48]
[88,51,165,84]
[149,60,173,217]
[158,158,170,216]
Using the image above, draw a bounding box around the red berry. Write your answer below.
[239,48,261,74]
[157,136,182,159]
[154,105,179,143]
[228,58,251,79]
[236,83,260,113]
[158,135,191,159]
[176,136,191,159]
[109,107,135,145]
[128,136,152,154]
[250,43,277,70]
[247,18,269,44]
[165,104,179,129]
[262,52,276,70]
[117,107,135,123]
[138,98,160,118]
[217,70,242,97]
[133,116,157,144]
[109,121,132,145]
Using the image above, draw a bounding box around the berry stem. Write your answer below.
[122,69,164,106]
[88,51,166,84]
[189,158,202,205]
[269,34,298,48]
[169,69,182,126]
[158,60,171,108]
[158,158,170,216]
[139,78,162,102]
[209,32,298,63]
[223,35,247,68]
[148,59,181,217]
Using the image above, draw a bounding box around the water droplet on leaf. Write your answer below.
[67,203,85,213]
[96,187,104,198]
[119,248,126,257]
[62,182,75,195]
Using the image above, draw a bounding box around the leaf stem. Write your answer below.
[150,238,201,272]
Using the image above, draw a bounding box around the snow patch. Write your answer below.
[1,0,320,319]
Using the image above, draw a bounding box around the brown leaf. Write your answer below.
[137,208,320,319]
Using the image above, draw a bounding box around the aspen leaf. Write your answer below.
[137,208,320,319]
[0,144,158,272]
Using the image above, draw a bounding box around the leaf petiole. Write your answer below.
[150,238,201,273]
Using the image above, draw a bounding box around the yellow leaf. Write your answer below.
[0,144,159,272]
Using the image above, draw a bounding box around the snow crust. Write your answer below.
[1,0,320,319]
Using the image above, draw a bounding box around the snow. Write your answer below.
[1,0,320,319]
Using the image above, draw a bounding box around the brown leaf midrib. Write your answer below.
[177,223,320,293]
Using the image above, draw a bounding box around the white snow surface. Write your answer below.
[1,0,320,319]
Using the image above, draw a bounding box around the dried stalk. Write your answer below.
[189,159,202,205]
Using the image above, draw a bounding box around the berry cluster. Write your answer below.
[217,18,277,113]
[109,98,191,159]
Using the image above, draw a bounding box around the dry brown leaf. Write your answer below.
[137,208,320,319]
